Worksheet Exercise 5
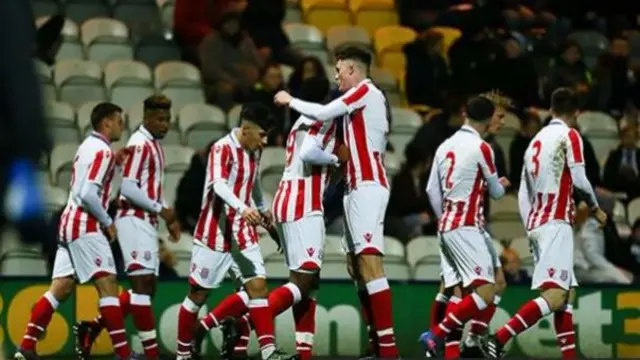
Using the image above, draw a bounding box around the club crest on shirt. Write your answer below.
[144,251,152,261]
[200,267,210,279]
[560,269,568,281]
[131,250,137,259]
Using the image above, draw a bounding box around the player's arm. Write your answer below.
[78,150,114,227]
[478,142,506,199]
[251,163,267,213]
[208,143,248,213]
[119,144,164,214]
[517,168,533,226]
[425,158,444,219]
[289,83,368,122]
[299,121,340,166]
[566,129,599,209]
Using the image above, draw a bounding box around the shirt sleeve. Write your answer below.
[86,149,114,186]
[517,168,533,228]
[425,159,444,219]
[207,142,232,188]
[288,83,370,122]
[300,120,339,166]
[78,182,113,227]
[121,144,148,181]
[478,142,505,199]
[566,128,585,168]
[252,152,266,212]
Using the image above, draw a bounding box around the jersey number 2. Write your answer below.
[531,140,542,177]
[445,151,455,189]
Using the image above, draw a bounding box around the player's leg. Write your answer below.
[429,280,451,330]
[14,247,76,360]
[345,186,399,358]
[553,287,577,359]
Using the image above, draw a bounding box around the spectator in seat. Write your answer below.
[495,36,540,107]
[242,0,302,66]
[409,95,467,155]
[248,62,287,146]
[175,141,215,234]
[500,247,531,285]
[543,40,591,103]
[287,56,328,99]
[403,30,450,109]
[603,122,640,200]
[199,11,263,110]
[588,37,633,116]
[628,219,640,279]
[509,111,541,189]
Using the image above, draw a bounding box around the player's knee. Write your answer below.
[130,274,156,295]
[474,283,496,305]
[357,254,385,282]
[187,284,209,306]
[244,276,269,298]
[541,288,569,311]
[494,270,507,295]
[93,274,119,297]
[50,276,75,301]
[289,271,317,297]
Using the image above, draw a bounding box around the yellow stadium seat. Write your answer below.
[349,0,398,37]
[379,52,406,80]
[300,0,351,34]
[429,26,462,59]
[374,25,417,55]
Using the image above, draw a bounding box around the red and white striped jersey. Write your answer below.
[272,116,337,222]
[193,130,260,251]
[117,126,165,226]
[340,79,389,191]
[58,132,116,242]
[433,125,497,232]
[521,119,583,230]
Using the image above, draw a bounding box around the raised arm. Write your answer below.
[425,158,444,219]
[208,143,248,212]
[78,150,114,227]
[299,120,339,166]
[288,82,369,122]
[566,129,598,208]
[478,142,506,199]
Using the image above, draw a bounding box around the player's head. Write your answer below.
[90,102,124,142]
[334,45,372,91]
[299,75,330,103]
[238,102,274,151]
[479,90,513,135]
[143,94,172,139]
[464,96,496,133]
[550,87,580,126]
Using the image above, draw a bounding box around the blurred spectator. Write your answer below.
[248,63,287,146]
[500,247,531,285]
[242,0,302,66]
[500,0,558,32]
[628,220,640,278]
[602,123,640,200]
[409,95,466,154]
[543,40,591,103]
[588,37,633,115]
[158,239,179,279]
[287,56,328,99]
[397,0,447,30]
[509,111,542,188]
[45,207,64,274]
[385,143,437,243]
[199,11,263,110]
[403,30,450,109]
[175,141,213,233]
[34,14,64,65]
[495,36,540,107]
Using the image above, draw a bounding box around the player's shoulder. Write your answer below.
[126,130,148,146]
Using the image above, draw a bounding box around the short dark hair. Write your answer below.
[299,76,330,103]
[465,96,495,122]
[91,102,122,130]
[143,94,172,112]
[239,102,274,131]
[550,88,579,116]
[334,45,372,68]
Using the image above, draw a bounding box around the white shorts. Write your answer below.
[440,227,496,288]
[116,216,159,276]
[441,229,501,282]
[277,214,325,272]
[52,232,117,284]
[342,184,389,255]
[529,221,578,291]
[189,242,266,289]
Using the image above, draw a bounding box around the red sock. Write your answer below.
[248,298,275,354]
[130,293,158,359]
[99,297,131,358]
[554,305,576,359]
[293,297,317,360]
[357,285,378,355]
[268,283,300,315]
[430,293,449,329]
[177,297,201,357]
[433,293,486,339]
[233,314,251,356]
[496,297,551,345]
[200,291,249,330]
[20,291,59,351]
[469,303,497,337]
[93,290,131,329]
[365,278,399,358]
[444,297,462,359]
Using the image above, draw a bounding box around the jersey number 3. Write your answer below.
[531,140,542,177]
[444,151,455,189]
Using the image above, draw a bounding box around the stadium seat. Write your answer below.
[613,200,627,224]
[388,133,412,154]
[385,263,411,281]
[370,66,397,92]
[301,48,331,64]
[163,145,195,172]
[227,104,243,129]
[81,18,133,66]
[160,232,193,253]
[49,143,79,187]
[628,198,640,225]
[384,151,401,178]
[300,0,351,34]
[429,27,462,60]
[45,101,79,144]
[260,234,282,261]
[36,17,85,60]
[509,236,530,258]
[383,236,405,263]
[259,148,286,194]
[126,102,181,144]
[500,112,521,134]
[65,0,110,25]
[154,61,205,111]
[390,107,421,134]
[104,60,154,110]
[492,239,505,258]
[326,25,371,53]
[489,195,520,221]
[113,0,161,30]
[413,260,442,281]
[43,185,69,214]
[405,236,439,268]
[578,111,618,136]
[265,259,290,278]
[156,0,175,29]
[490,220,526,241]
[54,59,106,108]
[178,104,228,149]
[324,235,345,261]
[0,249,49,276]
[374,26,416,78]
[31,0,60,18]
[135,34,182,68]
[349,0,398,37]
[163,171,182,207]
[280,65,295,84]
[34,59,52,84]
[318,260,350,280]
[284,23,324,50]
[76,101,102,133]
[173,250,192,277]
[41,83,57,103]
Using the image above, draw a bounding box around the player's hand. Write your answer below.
[334,144,350,163]
[274,91,293,106]
[592,207,608,227]
[167,220,181,242]
[498,177,511,188]
[160,207,177,224]
[105,224,117,242]
[259,210,273,227]
[242,207,262,226]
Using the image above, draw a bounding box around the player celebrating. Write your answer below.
[275,46,399,358]
[175,103,294,360]
[13,103,141,360]
[421,96,510,357]
[480,88,607,359]
[74,95,181,360]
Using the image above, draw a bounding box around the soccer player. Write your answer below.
[420,96,510,357]
[480,88,607,359]
[274,46,399,358]
[175,103,294,360]
[73,95,181,360]
[13,103,141,360]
